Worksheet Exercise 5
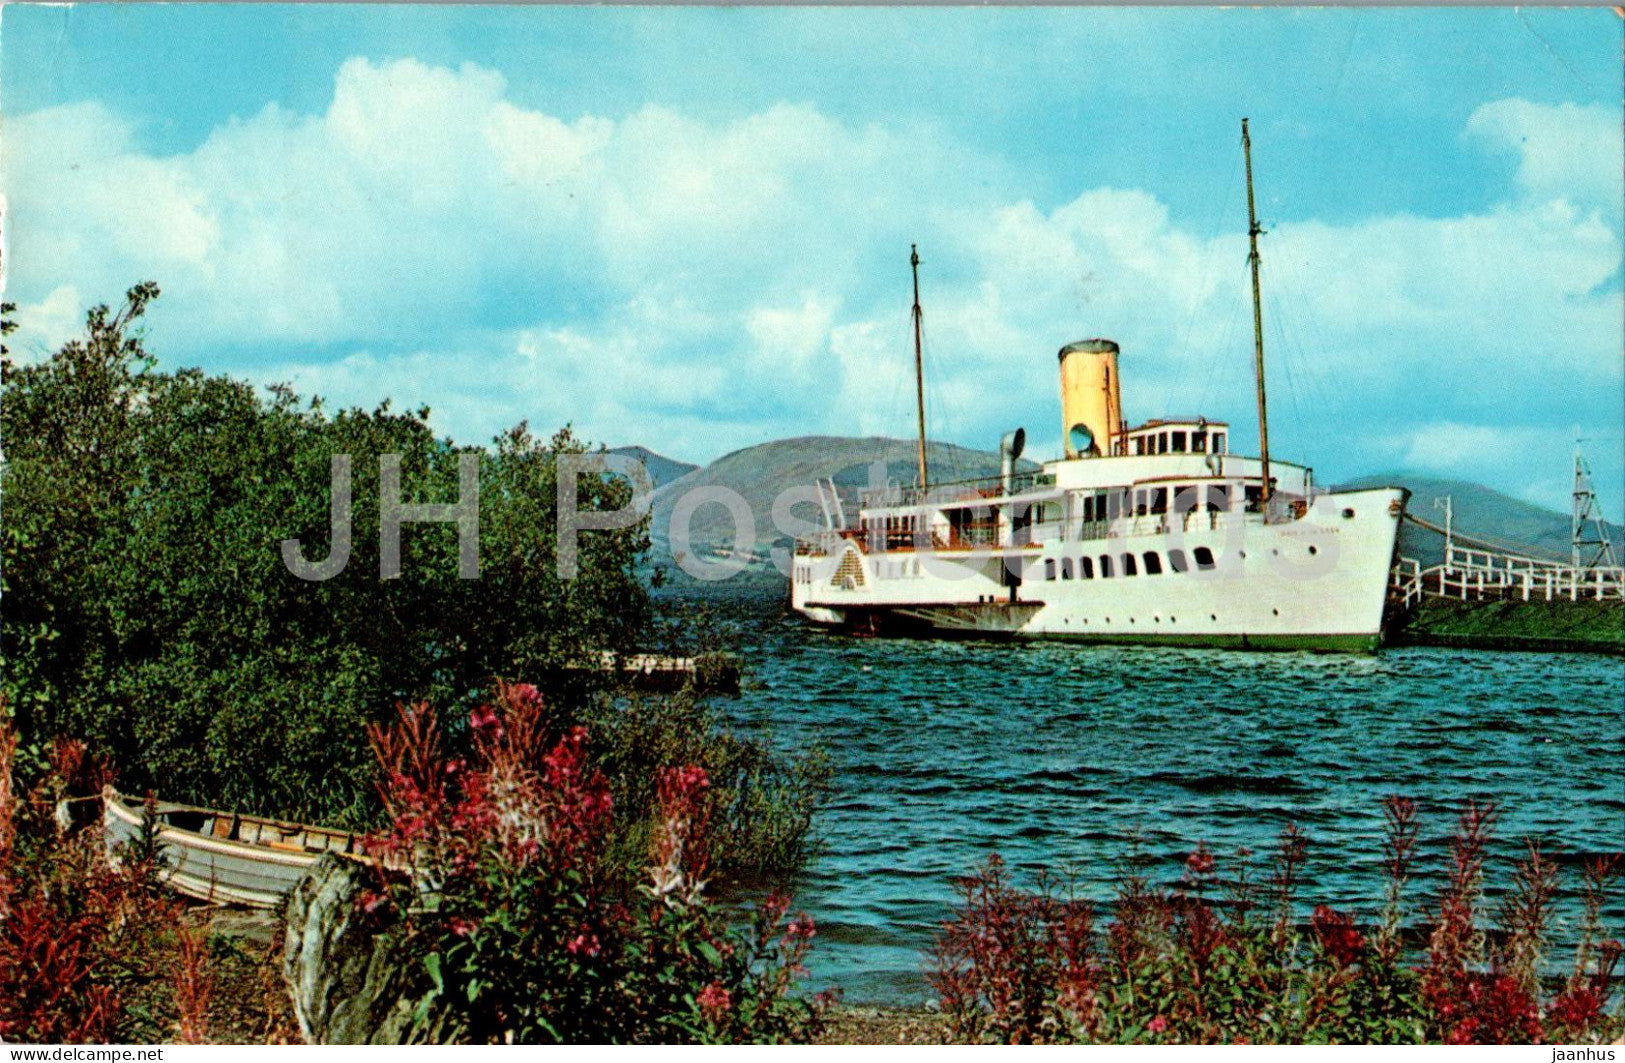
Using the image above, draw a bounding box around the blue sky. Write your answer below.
[3,5,1621,518]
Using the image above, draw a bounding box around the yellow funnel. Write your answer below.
[1058,339,1123,458]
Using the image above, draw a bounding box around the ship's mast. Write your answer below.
[911,244,929,491]
[1242,119,1272,512]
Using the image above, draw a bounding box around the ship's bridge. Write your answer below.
[1117,418,1228,458]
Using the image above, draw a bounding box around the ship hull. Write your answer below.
[791,487,1406,653]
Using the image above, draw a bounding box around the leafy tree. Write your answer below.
[1,285,654,825]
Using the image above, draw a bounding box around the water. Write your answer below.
[684,584,1625,1006]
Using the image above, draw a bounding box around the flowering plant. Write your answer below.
[362,682,827,1044]
[934,798,1622,1045]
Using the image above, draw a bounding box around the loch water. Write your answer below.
[679,583,1625,1006]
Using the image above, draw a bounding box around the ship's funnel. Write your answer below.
[1000,427,1026,494]
[1058,339,1123,458]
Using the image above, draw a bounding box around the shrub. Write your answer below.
[933,799,1623,1044]
[2,286,654,827]
[359,682,830,1044]
[0,707,207,1044]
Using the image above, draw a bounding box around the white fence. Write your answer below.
[1391,546,1625,607]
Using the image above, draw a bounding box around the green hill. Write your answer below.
[629,443,1620,572]
[649,436,1035,555]
[607,445,699,490]
[1340,473,1623,566]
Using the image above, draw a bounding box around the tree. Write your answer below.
[2,285,654,824]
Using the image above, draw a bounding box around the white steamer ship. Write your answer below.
[789,121,1409,652]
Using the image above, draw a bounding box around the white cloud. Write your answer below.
[2,65,1620,514]
[1467,98,1624,215]
[7,284,85,364]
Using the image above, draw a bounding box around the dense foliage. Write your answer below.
[2,285,653,824]
[361,682,829,1043]
[934,799,1623,1044]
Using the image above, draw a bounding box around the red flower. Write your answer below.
[449,917,475,938]
[697,982,732,1022]
[1186,844,1215,876]
[1312,905,1365,967]
[567,931,601,958]
[1148,1015,1168,1034]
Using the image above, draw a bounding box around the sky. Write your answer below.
[3,5,1622,519]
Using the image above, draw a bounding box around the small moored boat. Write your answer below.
[103,788,366,909]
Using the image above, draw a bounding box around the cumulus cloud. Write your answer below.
[2,59,1619,513]
[1467,98,1624,216]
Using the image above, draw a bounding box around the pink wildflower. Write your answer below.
[1148,1015,1168,1034]
[697,982,732,1022]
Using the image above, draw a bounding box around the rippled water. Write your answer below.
[688,584,1625,1006]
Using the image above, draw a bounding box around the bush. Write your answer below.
[0,708,211,1044]
[2,287,650,826]
[358,682,831,1044]
[933,798,1623,1044]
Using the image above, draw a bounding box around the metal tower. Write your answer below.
[1571,441,1618,569]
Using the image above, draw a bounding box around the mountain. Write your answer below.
[649,436,1036,555]
[607,445,699,490]
[1339,472,1623,566]
[631,438,1621,571]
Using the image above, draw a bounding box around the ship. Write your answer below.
[788,120,1409,652]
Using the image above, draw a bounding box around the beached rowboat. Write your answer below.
[102,788,366,909]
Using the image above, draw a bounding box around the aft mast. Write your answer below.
[911,244,929,491]
[1242,119,1272,512]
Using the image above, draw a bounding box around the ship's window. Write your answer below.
[1192,431,1208,453]
[1150,487,1168,515]
[1169,548,1189,573]
[1133,437,1146,456]
[1134,491,1149,518]
[1100,554,1114,578]
[1143,551,1163,575]
[1214,432,1227,453]
[1172,431,1187,452]
[1206,484,1229,513]
[1172,484,1201,515]
[1160,433,1170,454]
[1061,558,1074,580]
[1080,556,1094,579]
[1045,559,1056,581]
[1122,553,1138,577]
[1194,546,1216,571]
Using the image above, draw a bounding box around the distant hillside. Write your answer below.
[636,445,1620,570]
[608,445,699,490]
[650,436,1036,554]
[1340,473,1623,566]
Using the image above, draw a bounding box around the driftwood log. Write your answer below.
[281,855,458,1044]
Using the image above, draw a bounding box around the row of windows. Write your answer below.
[1129,429,1227,457]
[1074,484,1237,522]
[1043,546,1217,582]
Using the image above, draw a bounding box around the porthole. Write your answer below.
[1342,507,1355,520]
[1308,545,1318,556]
[1272,608,1280,616]
[1210,614,1217,621]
